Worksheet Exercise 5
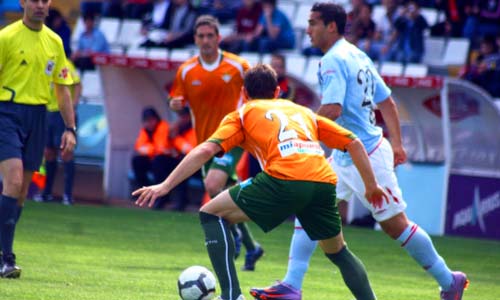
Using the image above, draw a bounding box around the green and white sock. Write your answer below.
[200,212,241,300]
[325,246,376,300]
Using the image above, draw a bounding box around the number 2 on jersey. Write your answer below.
[265,109,312,142]
[357,68,375,107]
[357,67,376,125]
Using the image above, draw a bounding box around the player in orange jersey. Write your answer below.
[169,15,263,270]
[134,64,388,300]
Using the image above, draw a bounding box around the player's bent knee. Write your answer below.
[2,176,24,198]
[203,180,224,198]
[379,212,410,239]
[204,169,229,197]
[318,235,345,254]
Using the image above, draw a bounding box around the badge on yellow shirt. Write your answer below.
[58,66,69,80]
[45,60,55,75]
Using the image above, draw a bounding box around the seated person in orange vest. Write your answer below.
[132,107,178,201]
[169,107,196,157]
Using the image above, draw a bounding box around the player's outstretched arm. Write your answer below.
[55,83,77,155]
[346,139,388,209]
[133,142,222,207]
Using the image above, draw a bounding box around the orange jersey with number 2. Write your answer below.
[208,99,357,184]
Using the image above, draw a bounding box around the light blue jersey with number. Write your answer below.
[318,38,391,166]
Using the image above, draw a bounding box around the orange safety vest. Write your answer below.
[171,127,197,156]
[134,120,170,158]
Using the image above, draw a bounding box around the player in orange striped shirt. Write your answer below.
[169,15,264,270]
[134,64,388,300]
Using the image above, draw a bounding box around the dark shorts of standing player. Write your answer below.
[202,147,244,183]
[0,102,47,171]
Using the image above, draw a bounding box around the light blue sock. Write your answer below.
[397,223,453,290]
[283,218,317,290]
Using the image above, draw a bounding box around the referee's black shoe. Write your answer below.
[1,254,21,279]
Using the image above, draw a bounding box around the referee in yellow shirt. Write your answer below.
[0,0,76,278]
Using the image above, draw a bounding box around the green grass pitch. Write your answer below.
[1,201,499,300]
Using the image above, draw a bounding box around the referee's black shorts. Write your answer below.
[0,101,47,171]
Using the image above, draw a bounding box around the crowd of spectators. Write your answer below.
[76,0,500,63]
[78,0,297,53]
[72,12,110,72]
[461,35,500,97]
[139,0,197,49]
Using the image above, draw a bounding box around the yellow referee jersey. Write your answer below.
[0,20,73,105]
[47,60,80,112]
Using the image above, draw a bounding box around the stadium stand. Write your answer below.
[277,1,297,21]
[71,17,84,47]
[286,54,308,78]
[148,48,169,60]
[442,38,471,66]
[110,45,125,55]
[240,52,261,66]
[403,63,429,77]
[127,46,148,58]
[422,36,446,66]
[371,5,386,26]
[169,48,194,61]
[81,71,104,103]
[99,17,121,45]
[116,19,143,50]
[218,23,234,39]
[420,7,439,27]
[261,53,273,65]
[380,61,404,76]
[293,3,311,31]
[304,56,321,86]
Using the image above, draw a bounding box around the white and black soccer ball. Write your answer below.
[178,265,217,300]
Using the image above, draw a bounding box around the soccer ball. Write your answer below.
[177,265,217,300]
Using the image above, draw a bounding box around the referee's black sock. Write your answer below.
[0,195,18,259]
[325,246,376,300]
[200,211,241,300]
[44,160,57,196]
[15,205,23,224]
[63,160,75,197]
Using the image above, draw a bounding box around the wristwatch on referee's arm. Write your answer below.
[65,126,77,137]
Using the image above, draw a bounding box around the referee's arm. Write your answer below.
[54,83,77,153]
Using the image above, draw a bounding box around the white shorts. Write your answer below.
[330,138,407,222]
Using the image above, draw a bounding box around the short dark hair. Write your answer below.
[194,15,220,35]
[142,106,160,121]
[311,2,347,35]
[244,64,278,99]
[83,12,96,22]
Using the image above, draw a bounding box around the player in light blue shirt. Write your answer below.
[251,3,468,300]
[319,38,390,166]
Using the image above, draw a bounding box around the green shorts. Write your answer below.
[202,147,244,183]
[229,172,341,240]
